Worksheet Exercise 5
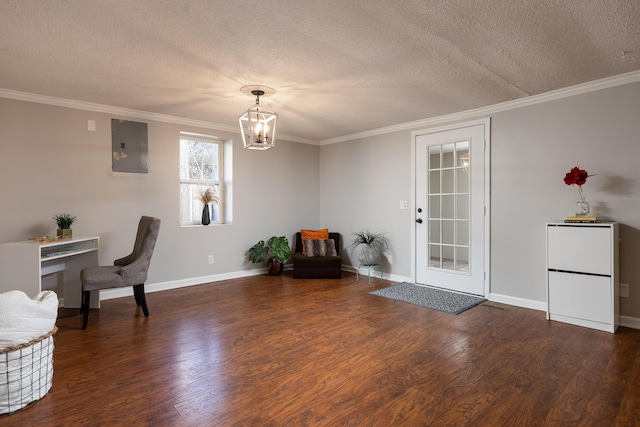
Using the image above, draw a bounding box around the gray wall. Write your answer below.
[2,80,639,320]
[491,82,640,317]
[0,98,320,286]
[319,132,413,273]
[319,81,640,318]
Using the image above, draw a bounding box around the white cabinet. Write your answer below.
[546,223,619,332]
[0,236,100,308]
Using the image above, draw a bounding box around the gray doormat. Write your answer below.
[370,282,486,314]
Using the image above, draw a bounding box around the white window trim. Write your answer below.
[179,132,224,226]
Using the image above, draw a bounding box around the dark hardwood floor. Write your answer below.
[2,272,639,426]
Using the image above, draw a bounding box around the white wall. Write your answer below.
[320,81,640,319]
[0,98,320,289]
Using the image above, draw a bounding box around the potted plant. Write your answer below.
[248,236,292,276]
[53,213,77,238]
[348,230,389,266]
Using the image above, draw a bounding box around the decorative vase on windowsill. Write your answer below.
[201,205,210,225]
[199,188,218,226]
[564,166,594,217]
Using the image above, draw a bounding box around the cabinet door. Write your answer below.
[547,226,611,275]
[548,271,611,324]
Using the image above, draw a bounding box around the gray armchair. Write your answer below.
[80,216,161,329]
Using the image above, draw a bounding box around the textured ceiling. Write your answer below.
[1,0,639,142]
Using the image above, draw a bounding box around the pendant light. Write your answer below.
[238,85,277,150]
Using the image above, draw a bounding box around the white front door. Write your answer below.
[414,121,488,296]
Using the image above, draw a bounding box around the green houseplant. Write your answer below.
[348,230,389,266]
[248,236,292,276]
[53,213,77,238]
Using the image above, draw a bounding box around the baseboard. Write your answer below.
[99,268,267,301]
[488,293,547,312]
[619,315,640,330]
[341,265,411,285]
[100,266,407,301]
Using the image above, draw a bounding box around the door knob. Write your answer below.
[416,218,423,223]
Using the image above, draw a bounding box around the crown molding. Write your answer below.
[319,70,640,145]
[0,88,315,145]
[3,69,639,147]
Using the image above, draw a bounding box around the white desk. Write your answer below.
[0,236,100,308]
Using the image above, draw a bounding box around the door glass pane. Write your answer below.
[442,220,454,245]
[429,244,441,268]
[442,143,455,168]
[456,142,469,170]
[455,247,469,272]
[442,169,454,193]
[442,246,454,266]
[429,171,440,194]
[456,220,469,245]
[429,195,440,218]
[428,220,440,243]
[442,195,454,219]
[429,146,441,169]
[456,194,469,220]
[456,168,469,193]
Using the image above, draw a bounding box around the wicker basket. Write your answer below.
[0,327,57,415]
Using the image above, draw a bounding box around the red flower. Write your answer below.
[564,166,590,187]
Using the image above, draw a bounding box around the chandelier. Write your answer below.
[238,86,278,150]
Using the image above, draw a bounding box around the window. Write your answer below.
[180,133,224,225]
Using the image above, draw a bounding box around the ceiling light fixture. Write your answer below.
[238,85,277,150]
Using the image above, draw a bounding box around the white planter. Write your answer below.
[358,245,381,265]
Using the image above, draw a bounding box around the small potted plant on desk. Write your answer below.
[248,236,292,276]
[53,213,77,238]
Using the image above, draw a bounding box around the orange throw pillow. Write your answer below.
[301,228,329,253]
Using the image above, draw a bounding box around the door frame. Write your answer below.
[410,118,491,297]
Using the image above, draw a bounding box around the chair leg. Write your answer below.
[133,284,150,317]
[133,285,142,306]
[82,290,90,329]
[80,290,86,314]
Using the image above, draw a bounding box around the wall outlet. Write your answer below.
[400,200,408,209]
[620,283,629,298]
[208,255,214,264]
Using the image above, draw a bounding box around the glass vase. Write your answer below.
[576,196,590,217]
